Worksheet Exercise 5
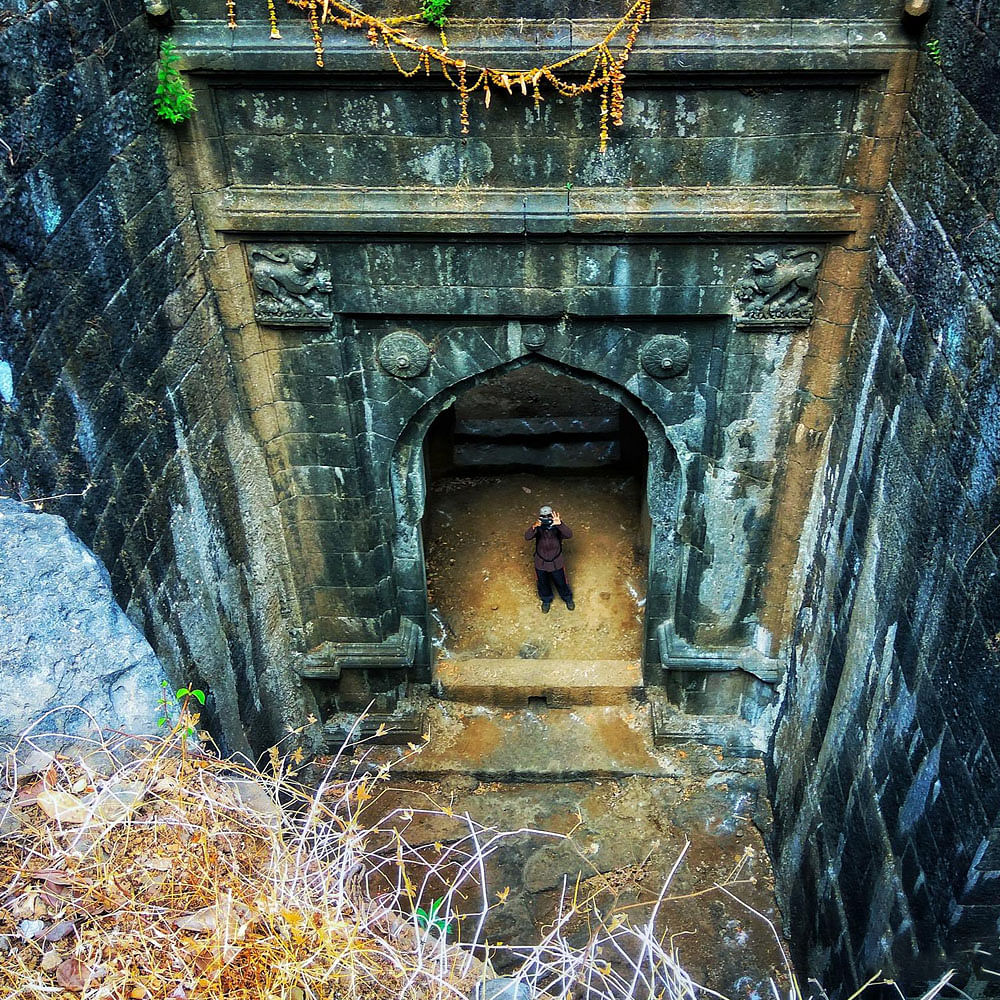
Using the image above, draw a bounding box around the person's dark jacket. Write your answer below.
[525,522,572,572]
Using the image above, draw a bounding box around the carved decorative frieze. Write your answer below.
[640,335,690,378]
[377,330,431,378]
[249,245,333,326]
[733,247,821,330]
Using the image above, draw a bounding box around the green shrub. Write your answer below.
[154,38,197,124]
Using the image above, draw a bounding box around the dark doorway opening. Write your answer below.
[421,365,650,667]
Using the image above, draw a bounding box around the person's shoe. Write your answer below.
[566,600,576,610]
[541,602,551,614]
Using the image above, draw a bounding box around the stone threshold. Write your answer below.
[432,656,643,707]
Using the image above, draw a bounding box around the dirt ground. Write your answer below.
[339,704,790,999]
[424,473,648,662]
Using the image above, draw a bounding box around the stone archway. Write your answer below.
[390,353,682,693]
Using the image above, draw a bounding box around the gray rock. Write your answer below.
[469,978,535,1000]
[0,500,168,744]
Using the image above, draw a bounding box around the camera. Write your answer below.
[539,514,554,528]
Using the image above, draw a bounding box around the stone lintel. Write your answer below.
[172,19,912,73]
[297,617,421,678]
[656,621,782,684]
[214,186,859,236]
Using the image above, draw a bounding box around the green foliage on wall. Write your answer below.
[154,38,197,124]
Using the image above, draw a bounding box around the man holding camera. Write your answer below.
[524,505,575,613]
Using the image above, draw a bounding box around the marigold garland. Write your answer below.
[226,0,652,150]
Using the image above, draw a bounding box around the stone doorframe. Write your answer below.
[389,349,683,689]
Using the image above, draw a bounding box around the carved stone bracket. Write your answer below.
[377,330,431,378]
[296,618,421,679]
[640,335,690,378]
[733,246,822,331]
[249,244,333,326]
[656,621,781,684]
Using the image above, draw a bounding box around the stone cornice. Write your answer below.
[206,186,861,235]
[171,17,913,72]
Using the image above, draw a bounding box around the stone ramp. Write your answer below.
[432,657,643,707]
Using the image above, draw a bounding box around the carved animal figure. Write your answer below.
[735,248,820,315]
[250,246,333,315]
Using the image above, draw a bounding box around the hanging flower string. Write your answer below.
[266,0,281,37]
[227,0,652,150]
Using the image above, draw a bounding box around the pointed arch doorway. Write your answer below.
[419,363,655,706]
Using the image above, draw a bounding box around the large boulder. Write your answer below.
[0,499,167,742]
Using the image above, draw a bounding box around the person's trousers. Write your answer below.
[535,567,572,604]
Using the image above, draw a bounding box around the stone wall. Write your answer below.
[769,1,1000,992]
[169,2,914,724]
[0,0,309,754]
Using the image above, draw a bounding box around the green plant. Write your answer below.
[154,38,197,123]
[926,37,942,66]
[419,0,450,29]
[414,896,451,935]
[157,680,207,737]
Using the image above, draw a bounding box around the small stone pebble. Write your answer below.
[469,978,535,1000]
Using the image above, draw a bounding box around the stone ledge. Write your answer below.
[172,19,912,72]
[649,698,764,757]
[656,621,783,683]
[296,617,421,678]
[432,657,643,707]
[212,186,861,235]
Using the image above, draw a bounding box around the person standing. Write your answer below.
[525,505,575,613]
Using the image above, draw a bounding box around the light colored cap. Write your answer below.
[539,505,554,516]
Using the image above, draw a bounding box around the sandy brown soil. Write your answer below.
[361,720,789,999]
[424,473,648,662]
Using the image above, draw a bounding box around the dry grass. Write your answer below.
[0,713,957,1000]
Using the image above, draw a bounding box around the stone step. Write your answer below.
[432,657,643,708]
[649,698,763,758]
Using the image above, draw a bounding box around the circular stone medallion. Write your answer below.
[639,335,690,378]
[377,330,431,378]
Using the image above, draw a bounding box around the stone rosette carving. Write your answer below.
[733,247,822,328]
[249,245,333,325]
[640,335,690,378]
[521,324,548,351]
[377,330,431,378]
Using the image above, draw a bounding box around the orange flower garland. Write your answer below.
[226,0,652,149]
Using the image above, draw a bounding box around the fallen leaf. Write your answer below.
[40,949,62,971]
[32,868,76,886]
[40,920,76,943]
[36,790,90,824]
[88,780,146,823]
[9,890,43,918]
[15,779,45,806]
[175,905,218,932]
[16,750,54,776]
[56,958,106,992]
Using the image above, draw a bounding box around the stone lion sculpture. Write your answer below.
[250,246,333,319]
[734,247,820,321]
